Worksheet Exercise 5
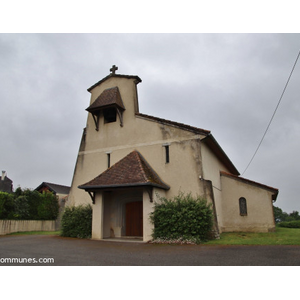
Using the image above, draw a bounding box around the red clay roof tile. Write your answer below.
[86,86,125,113]
[79,150,170,190]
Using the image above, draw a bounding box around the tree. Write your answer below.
[273,205,300,223]
[289,211,300,221]
[273,206,284,223]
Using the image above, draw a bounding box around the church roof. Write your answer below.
[136,112,240,175]
[87,73,142,93]
[86,86,125,112]
[202,135,240,175]
[220,171,278,200]
[78,150,170,191]
[136,113,211,136]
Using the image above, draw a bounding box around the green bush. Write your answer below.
[61,205,92,239]
[13,196,30,219]
[37,192,59,220]
[0,192,15,219]
[278,220,300,228]
[0,189,59,220]
[23,190,42,220]
[150,192,213,244]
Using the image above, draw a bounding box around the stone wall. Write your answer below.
[0,220,56,235]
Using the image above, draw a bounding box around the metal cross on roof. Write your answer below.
[110,65,118,74]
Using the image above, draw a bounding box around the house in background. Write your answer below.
[35,182,70,200]
[35,182,70,210]
[35,181,70,210]
[35,182,70,229]
[0,171,13,193]
[68,66,278,242]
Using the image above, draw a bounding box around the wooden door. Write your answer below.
[125,201,143,236]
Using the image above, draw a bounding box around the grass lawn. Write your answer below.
[8,231,61,236]
[205,227,300,245]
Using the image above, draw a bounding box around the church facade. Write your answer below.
[68,66,278,242]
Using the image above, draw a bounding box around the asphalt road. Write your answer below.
[0,235,300,266]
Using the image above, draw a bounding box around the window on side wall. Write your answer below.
[163,144,170,163]
[106,152,111,168]
[239,197,247,216]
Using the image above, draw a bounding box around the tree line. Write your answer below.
[0,187,59,220]
[273,205,300,223]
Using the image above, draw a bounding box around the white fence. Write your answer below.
[0,220,56,235]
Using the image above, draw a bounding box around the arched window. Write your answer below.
[239,197,247,216]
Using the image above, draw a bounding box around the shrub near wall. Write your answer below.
[61,205,92,239]
[150,193,213,244]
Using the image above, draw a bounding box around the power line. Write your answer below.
[242,50,300,176]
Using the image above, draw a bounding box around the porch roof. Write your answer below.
[86,86,125,113]
[78,150,170,191]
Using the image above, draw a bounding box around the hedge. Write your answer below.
[0,190,59,220]
[278,220,300,228]
[61,205,92,238]
[150,192,213,244]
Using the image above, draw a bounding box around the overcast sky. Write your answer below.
[0,33,299,213]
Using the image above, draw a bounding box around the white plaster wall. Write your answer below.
[69,123,208,208]
[200,142,231,229]
[142,188,167,242]
[68,75,210,208]
[92,192,103,239]
[220,175,276,232]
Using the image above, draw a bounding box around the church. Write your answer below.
[68,66,278,242]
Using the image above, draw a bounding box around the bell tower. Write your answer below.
[86,65,142,131]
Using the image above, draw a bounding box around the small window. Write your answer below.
[103,107,117,123]
[107,153,111,168]
[165,145,169,163]
[163,144,170,163]
[239,197,247,216]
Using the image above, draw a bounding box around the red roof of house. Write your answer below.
[78,150,170,191]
